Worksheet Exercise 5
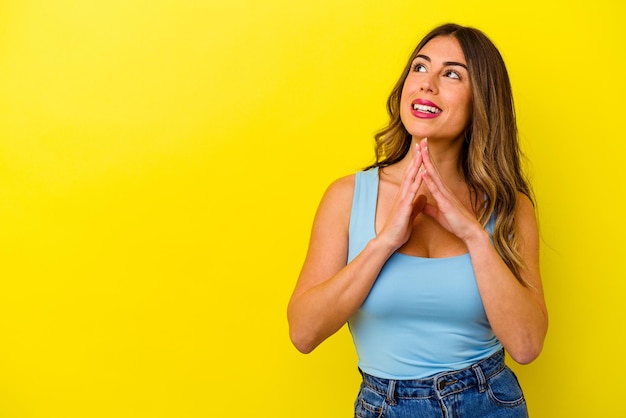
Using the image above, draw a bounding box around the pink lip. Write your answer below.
[410,99,442,119]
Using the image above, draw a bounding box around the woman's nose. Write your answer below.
[420,75,438,93]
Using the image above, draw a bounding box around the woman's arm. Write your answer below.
[464,195,547,364]
[419,140,548,364]
[288,145,426,354]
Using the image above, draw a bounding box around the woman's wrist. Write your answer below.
[368,235,399,259]
[462,225,491,250]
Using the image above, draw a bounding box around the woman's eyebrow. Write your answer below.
[415,54,468,70]
[444,61,468,70]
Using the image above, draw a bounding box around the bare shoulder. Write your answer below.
[516,192,536,212]
[315,174,356,221]
[515,192,538,232]
[323,174,355,200]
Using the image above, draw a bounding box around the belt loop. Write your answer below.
[386,379,397,406]
[472,363,487,393]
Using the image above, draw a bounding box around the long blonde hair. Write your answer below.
[368,23,534,284]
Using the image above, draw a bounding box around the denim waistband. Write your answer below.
[360,349,506,401]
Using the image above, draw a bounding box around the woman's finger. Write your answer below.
[399,143,423,199]
[419,139,451,198]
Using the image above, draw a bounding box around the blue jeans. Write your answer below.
[354,350,528,418]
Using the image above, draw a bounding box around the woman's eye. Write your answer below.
[445,70,461,80]
[413,63,426,72]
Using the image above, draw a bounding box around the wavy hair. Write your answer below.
[367,23,534,284]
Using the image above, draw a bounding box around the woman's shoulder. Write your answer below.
[321,173,356,206]
[515,192,536,217]
[514,191,538,233]
[310,173,358,235]
[318,168,380,217]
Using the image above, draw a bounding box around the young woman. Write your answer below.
[287,23,548,417]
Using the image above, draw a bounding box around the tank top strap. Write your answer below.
[348,168,379,262]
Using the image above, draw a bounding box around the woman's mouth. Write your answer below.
[410,99,442,118]
[412,103,441,114]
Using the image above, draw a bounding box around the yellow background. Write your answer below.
[1,0,624,417]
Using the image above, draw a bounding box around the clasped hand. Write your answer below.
[378,138,482,251]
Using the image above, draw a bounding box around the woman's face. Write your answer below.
[400,35,473,143]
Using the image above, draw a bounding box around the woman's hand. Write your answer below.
[417,138,548,364]
[376,143,428,251]
[288,147,428,353]
[418,138,482,242]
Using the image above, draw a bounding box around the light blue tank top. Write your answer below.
[347,168,502,379]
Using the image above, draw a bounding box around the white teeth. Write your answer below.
[413,104,440,114]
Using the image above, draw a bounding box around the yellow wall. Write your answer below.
[1,0,624,416]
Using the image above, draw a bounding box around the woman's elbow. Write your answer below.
[289,326,318,354]
[507,314,548,365]
[507,336,545,365]
[509,347,541,365]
